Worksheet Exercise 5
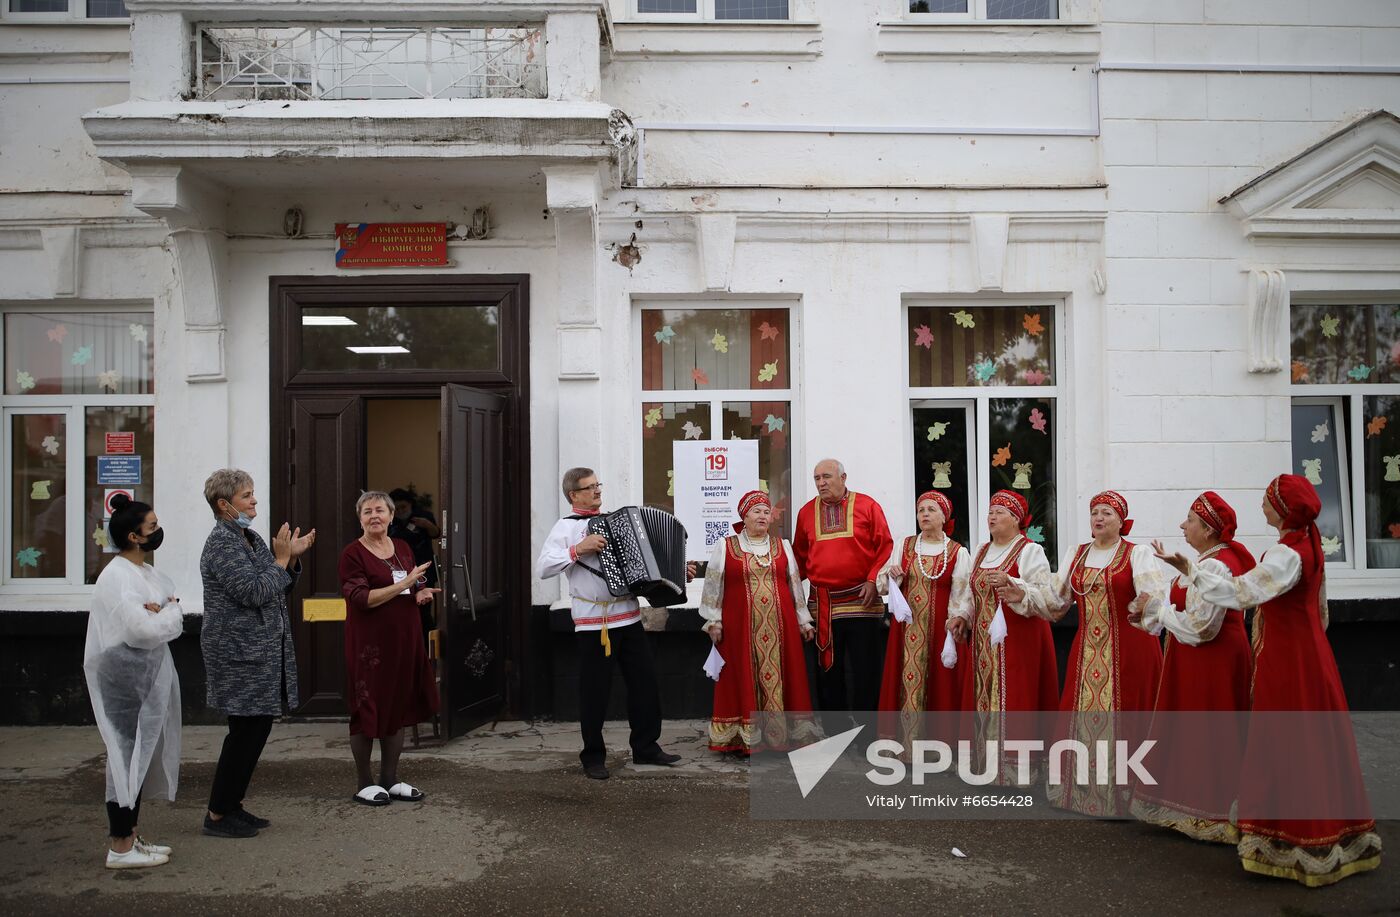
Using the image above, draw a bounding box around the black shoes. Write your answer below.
[633,750,682,767]
[582,763,611,780]
[202,813,258,838]
[231,807,271,829]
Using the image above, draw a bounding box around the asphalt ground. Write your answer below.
[0,722,1395,916]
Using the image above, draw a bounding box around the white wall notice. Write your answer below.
[673,440,760,562]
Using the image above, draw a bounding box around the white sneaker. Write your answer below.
[135,835,172,857]
[106,846,169,869]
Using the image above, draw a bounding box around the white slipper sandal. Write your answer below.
[386,782,425,802]
[354,784,391,806]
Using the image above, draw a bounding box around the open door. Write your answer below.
[440,383,511,737]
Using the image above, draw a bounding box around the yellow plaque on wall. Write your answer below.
[303,598,347,622]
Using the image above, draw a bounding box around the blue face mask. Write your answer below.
[233,511,254,529]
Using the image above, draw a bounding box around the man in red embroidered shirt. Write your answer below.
[792,458,894,725]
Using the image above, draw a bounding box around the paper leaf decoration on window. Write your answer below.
[1029,408,1048,434]
[654,325,676,344]
[71,345,94,366]
[972,359,996,383]
[129,323,148,344]
[1025,525,1045,544]
[711,331,729,353]
[757,361,778,383]
[682,421,703,440]
[40,435,60,456]
[1384,455,1400,483]
[1389,523,1400,539]
[913,324,934,349]
[97,370,121,392]
[951,310,975,329]
[93,524,110,548]
[30,480,52,500]
[1022,313,1044,336]
[1291,361,1309,383]
[992,443,1012,467]
[15,370,35,391]
[1023,369,1047,386]
[1310,422,1329,444]
[1319,315,1340,337]
[758,321,780,342]
[1012,462,1033,490]
[1301,458,1323,485]
[927,422,949,441]
[1368,416,1389,438]
[1347,364,1373,382]
[644,407,663,429]
[1321,535,1341,556]
[15,547,42,568]
[691,367,709,386]
[764,414,786,433]
[46,324,68,343]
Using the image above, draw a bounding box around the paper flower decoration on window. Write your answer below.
[758,321,780,341]
[41,435,60,456]
[1023,369,1047,386]
[711,331,729,353]
[1347,364,1373,382]
[16,370,35,391]
[1291,361,1309,383]
[1301,458,1323,485]
[1321,535,1341,556]
[1029,408,1048,434]
[1310,422,1329,444]
[15,547,42,568]
[927,422,949,441]
[46,325,68,343]
[972,359,996,383]
[951,310,975,329]
[129,323,148,344]
[763,414,786,433]
[691,367,709,386]
[98,370,121,392]
[757,361,778,383]
[1320,315,1340,338]
[913,324,934,349]
[71,345,94,366]
[682,421,703,440]
[93,524,110,548]
[1022,313,1044,336]
[644,407,663,429]
[654,325,676,344]
[1025,525,1045,544]
[992,443,1012,467]
[1368,416,1389,438]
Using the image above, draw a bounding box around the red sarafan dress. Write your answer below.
[879,536,970,715]
[339,538,440,738]
[1193,534,1382,886]
[1048,540,1165,817]
[703,534,817,753]
[1131,544,1254,842]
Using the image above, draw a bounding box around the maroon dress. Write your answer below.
[338,538,440,738]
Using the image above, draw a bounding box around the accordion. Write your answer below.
[586,506,689,607]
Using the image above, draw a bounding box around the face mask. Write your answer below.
[138,527,164,552]
[223,502,254,529]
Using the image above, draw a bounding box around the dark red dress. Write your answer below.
[339,538,440,738]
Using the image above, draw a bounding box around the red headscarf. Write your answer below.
[1266,473,1324,575]
[916,490,955,537]
[733,490,772,534]
[1090,490,1133,536]
[1190,490,1256,572]
[989,490,1032,531]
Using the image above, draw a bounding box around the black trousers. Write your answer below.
[575,622,663,767]
[106,792,142,839]
[207,714,274,816]
[809,616,886,728]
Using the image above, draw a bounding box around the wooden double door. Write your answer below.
[269,276,529,737]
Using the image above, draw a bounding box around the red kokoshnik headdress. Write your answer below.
[916,490,956,537]
[1266,473,1324,575]
[1190,490,1256,572]
[1090,490,1134,536]
[733,489,772,534]
[990,490,1032,531]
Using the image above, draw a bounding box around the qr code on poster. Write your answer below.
[704,520,729,547]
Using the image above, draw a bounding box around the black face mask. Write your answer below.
[137,528,164,552]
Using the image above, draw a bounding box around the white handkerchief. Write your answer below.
[703,645,725,681]
[989,603,1008,646]
[887,579,913,625]
[940,631,958,669]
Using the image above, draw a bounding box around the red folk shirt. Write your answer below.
[792,491,894,591]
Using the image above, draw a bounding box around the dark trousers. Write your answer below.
[207,714,274,816]
[809,616,886,728]
[106,792,142,839]
[575,622,663,767]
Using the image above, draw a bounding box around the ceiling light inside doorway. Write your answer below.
[347,345,410,354]
[302,315,357,326]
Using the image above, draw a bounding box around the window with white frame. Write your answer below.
[1288,300,1400,571]
[907,0,1058,20]
[638,304,796,544]
[906,301,1061,564]
[2,309,154,588]
[631,0,792,21]
[3,0,128,20]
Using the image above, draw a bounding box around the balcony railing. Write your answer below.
[194,24,546,101]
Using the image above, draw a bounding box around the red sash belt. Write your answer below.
[815,587,834,672]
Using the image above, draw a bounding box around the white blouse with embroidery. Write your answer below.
[1143,547,1236,646]
[948,537,1053,622]
[1020,541,1169,629]
[1187,542,1330,630]
[698,535,812,633]
[878,536,973,623]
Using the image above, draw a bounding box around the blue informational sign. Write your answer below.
[97,455,142,485]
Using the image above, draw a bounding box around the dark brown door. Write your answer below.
[287,394,363,714]
[440,383,511,736]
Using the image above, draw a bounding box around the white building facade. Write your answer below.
[2,0,1397,726]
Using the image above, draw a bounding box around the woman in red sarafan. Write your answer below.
[1131,491,1255,843]
[338,491,441,806]
[1158,474,1382,886]
[700,490,818,754]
